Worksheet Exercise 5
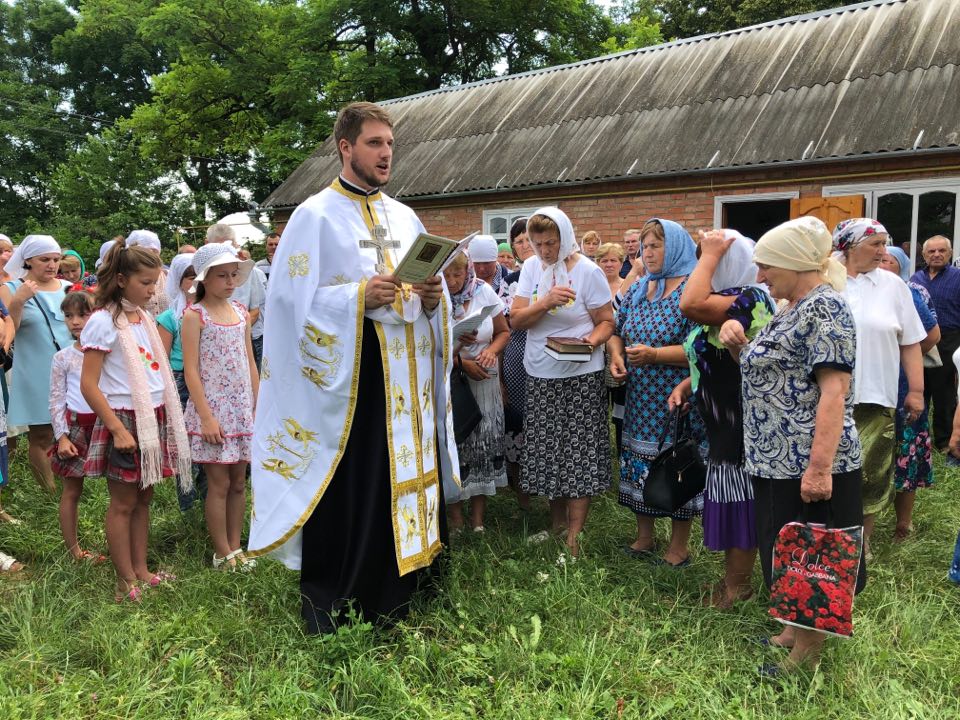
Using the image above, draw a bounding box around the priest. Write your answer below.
[248,102,461,633]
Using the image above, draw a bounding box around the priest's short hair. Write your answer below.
[334,102,394,162]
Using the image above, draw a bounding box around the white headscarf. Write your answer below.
[96,240,116,269]
[711,230,760,291]
[4,235,61,280]
[126,229,162,252]
[753,216,847,292]
[529,206,578,300]
[165,252,195,320]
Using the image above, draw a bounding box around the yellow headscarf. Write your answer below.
[753,216,846,292]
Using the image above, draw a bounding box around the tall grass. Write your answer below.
[1,449,958,719]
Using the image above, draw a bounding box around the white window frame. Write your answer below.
[823,177,960,272]
[712,191,799,229]
[482,206,541,242]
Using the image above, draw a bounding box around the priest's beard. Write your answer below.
[351,157,389,190]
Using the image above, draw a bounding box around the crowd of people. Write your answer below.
[1,159,959,677]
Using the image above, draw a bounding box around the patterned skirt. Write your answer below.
[520,370,610,499]
[619,439,705,520]
[50,410,98,479]
[894,406,934,491]
[702,461,756,551]
[84,406,177,485]
[456,373,508,499]
[854,404,895,516]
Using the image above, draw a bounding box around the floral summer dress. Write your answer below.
[183,301,253,463]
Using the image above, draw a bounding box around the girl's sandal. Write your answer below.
[115,581,142,604]
[227,549,256,572]
[212,552,238,572]
[146,570,177,587]
[76,549,108,565]
[0,552,24,573]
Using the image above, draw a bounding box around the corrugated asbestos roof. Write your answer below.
[263,0,960,208]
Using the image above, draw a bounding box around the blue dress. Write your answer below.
[617,278,705,519]
[4,279,73,426]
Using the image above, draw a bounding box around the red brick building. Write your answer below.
[263,0,960,272]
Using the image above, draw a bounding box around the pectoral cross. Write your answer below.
[359,224,400,275]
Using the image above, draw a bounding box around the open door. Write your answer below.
[790,195,865,230]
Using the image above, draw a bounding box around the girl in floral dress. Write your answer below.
[182,244,259,571]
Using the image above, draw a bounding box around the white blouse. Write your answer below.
[844,268,926,408]
[80,309,166,409]
[515,256,611,379]
[48,345,94,439]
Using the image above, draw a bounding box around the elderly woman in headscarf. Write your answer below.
[879,245,940,541]
[0,235,73,494]
[609,218,704,567]
[669,229,775,606]
[444,251,510,532]
[126,230,169,315]
[832,219,925,557]
[510,207,614,559]
[720,216,865,672]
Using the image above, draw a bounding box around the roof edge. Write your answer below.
[380,0,908,106]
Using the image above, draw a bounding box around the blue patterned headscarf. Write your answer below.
[885,246,912,282]
[640,218,697,301]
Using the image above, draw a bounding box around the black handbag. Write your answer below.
[642,409,707,513]
[451,356,482,444]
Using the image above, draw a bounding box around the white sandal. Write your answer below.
[212,552,237,571]
[0,551,23,572]
[229,549,256,572]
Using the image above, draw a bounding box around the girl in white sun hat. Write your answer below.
[181,243,259,571]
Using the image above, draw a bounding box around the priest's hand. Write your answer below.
[365,274,400,309]
[412,276,443,310]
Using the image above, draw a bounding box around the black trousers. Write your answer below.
[299,319,445,634]
[924,329,960,448]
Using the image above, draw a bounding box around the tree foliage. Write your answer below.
[0,0,830,248]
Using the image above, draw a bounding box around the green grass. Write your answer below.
[1,447,959,719]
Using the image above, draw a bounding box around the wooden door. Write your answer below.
[789,195,865,231]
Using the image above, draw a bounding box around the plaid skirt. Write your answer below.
[84,406,177,485]
[50,411,98,479]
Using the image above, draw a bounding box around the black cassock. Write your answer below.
[299,319,447,634]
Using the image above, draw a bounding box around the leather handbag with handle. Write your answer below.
[451,355,482,444]
[642,408,707,513]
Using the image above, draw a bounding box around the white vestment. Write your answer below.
[248,179,460,574]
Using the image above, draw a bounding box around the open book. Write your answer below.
[393,231,478,285]
[452,304,497,337]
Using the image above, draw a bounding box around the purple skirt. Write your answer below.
[702,461,756,551]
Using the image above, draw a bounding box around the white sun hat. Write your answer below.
[189,242,253,293]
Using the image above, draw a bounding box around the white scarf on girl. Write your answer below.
[115,299,192,490]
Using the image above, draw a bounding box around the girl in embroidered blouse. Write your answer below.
[50,290,106,563]
[181,244,258,572]
[80,245,192,603]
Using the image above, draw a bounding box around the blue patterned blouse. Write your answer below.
[740,284,861,479]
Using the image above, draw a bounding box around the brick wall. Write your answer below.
[405,153,960,244]
[269,152,960,244]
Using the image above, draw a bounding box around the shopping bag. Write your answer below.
[769,505,863,638]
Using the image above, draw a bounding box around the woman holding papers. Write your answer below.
[444,253,510,533]
[510,207,614,560]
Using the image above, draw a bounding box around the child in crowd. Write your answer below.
[181,244,258,571]
[50,289,105,562]
[157,253,203,511]
[80,244,192,602]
